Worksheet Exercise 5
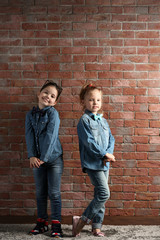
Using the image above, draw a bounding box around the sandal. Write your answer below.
[92,231,105,237]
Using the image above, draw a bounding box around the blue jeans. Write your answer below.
[33,155,63,222]
[81,169,110,229]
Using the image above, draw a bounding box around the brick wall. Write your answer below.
[0,0,160,219]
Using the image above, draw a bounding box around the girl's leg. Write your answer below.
[82,169,110,228]
[92,170,110,231]
[33,164,48,220]
[73,169,110,236]
[47,156,63,222]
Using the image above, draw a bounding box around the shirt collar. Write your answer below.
[32,106,52,116]
[85,109,103,121]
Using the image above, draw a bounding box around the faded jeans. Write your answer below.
[81,169,110,229]
[33,155,63,222]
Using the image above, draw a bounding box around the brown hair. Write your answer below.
[40,80,63,101]
[79,83,102,106]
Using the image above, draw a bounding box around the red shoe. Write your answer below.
[51,220,63,238]
[29,218,48,235]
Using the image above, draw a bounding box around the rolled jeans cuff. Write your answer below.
[92,222,102,230]
[81,215,91,224]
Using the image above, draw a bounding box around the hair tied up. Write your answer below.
[88,83,95,88]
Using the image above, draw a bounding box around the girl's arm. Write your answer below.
[25,112,37,159]
[77,118,107,159]
[40,109,60,162]
[105,127,115,155]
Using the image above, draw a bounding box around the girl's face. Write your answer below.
[38,85,58,109]
[83,89,102,114]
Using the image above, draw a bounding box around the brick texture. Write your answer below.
[0,0,160,218]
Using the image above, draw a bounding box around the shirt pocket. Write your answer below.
[101,122,109,139]
[39,117,48,133]
[89,121,99,137]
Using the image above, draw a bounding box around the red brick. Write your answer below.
[136,176,153,184]
[112,0,136,5]
[137,144,160,152]
[124,72,147,79]
[149,55,160,62]
[136,31,159,38]
[111,31,134,38]
[136,112,158,120]
[22,23,46,30]
[149,185,160,192]
[48,6,72,15]
[86,31,107,38]
[135,128,159,136]
[99,39,123,47]
[98,6,122,14]
[23,39,47,46]
[49,39,72,46]
[62,47,86,54]
[73,55,97,62]
[87,47,110,54]
[73,6,98,14]
[124,55,148,63]
[98,23,121,30]
[110,112,134,119]
[149,201,160,209]
[136,193,159,201]
[113,79,136,87]
[123,88,147,95]
[136,63,159,71]
[125,136,149,145]
[110,209,135,216]
[123,184,148,192]
[124,201,148,209]
[124,168,148,176]
[149,72,160,79]
[111,63,134,71]
[73,23,97,30]
[113,15,136,22]
[86,63,110,71]
[111,193,135,200]
[74,71,97,79]
[111,176,135,184]
[113,47,137,54]
[35,63,59,71]
[125,39,148,46]
[135,209,159,216]
[125,120,149,128]
[137,160,160,168]
[150,121,160,128]
[35,31,59,38]
[73,39,97,46]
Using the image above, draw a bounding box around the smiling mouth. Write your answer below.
[43,98,49,103]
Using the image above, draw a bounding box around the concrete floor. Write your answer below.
[0,224,160,240]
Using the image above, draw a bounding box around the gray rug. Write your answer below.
[0,224,160,240]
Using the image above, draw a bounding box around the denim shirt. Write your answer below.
[25,106,63,163]
[77,110,115,172]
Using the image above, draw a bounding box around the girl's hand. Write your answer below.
[30,157,42,168]
[39,160,45,166]
[103,153,116,166]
